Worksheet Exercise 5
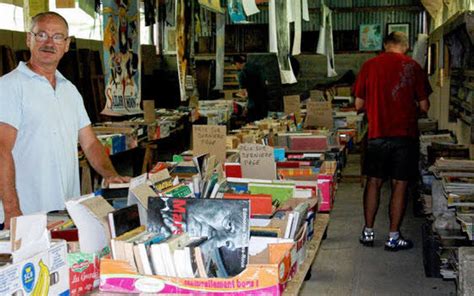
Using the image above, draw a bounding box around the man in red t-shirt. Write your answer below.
[353,32,431,251]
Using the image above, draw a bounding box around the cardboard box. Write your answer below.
[0,240,69,295]
[99,242,298,295]
[68,246,111,296]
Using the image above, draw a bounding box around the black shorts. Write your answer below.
[363,137,419,181]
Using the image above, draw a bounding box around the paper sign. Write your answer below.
[193,125,227,163]
[284,95,301,117]
[143,100,156,123]
[310,90,325,101]
[239,143,276,180]
[56,0,75,8]
[304,101,333,129]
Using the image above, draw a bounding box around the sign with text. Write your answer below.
[193,125,227,163]
[239,143,276,180]
[310,90,325,101]
[304,101,333,129]
[283,95,301,117]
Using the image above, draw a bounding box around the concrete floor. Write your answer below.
[300,154,456,296]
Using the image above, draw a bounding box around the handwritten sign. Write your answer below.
[304,101,333,129]
[193,125,227,163]
[310,90,325,101]
[239,144,276,180]
[283,95,301,117]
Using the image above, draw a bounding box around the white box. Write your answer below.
[0,240,69,295]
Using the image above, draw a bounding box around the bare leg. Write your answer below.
[389,179,408,232]
[363,177,384,228]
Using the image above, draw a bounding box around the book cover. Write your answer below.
[224,163,242,178]
[147,197,250,278]
[108,204,140,238]
[248,183,294,205]
[223,193,273,216]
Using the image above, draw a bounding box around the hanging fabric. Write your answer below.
[79,0,96,18]
[275,0,297,84]
[242,0,260,16]
[302,0,309,21]
[144,0,156,26]
[198,0,225,13]
[316,3,337,77]
[214,13,225,90]
[292,0,302,55]
[269,0,277,53]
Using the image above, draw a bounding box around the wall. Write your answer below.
[289,53,375,95]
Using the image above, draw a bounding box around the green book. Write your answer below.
[248,183,294,204]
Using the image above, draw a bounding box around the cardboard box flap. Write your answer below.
[66,195,113,253]
[11,214,50,263]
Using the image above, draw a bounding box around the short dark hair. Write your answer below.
[233,54,247,64]
[383,31,408,47]
[30,11,69,33]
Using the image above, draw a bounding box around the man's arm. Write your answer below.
[0,123,22,229]
[355,97,365,112]
[419,99,430,114]
[78,125,130,186]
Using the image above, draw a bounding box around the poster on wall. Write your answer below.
[228,0,246,23]
[102,0,142,115]
[359,24,382,51]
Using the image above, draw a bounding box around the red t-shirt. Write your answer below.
[353,52,432,139]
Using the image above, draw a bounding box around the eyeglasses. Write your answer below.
[30,31,69,44]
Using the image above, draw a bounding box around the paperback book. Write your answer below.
[147,197,250,278]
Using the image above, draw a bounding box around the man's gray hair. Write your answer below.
[30,11,69,33]
[383,31,408,47]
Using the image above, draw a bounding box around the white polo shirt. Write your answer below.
[0,62,91,217]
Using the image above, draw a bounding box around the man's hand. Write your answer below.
[4,205,22,230]
[102,175,131,187]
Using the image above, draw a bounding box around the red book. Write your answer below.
[51,229,79,241]
[223,193,273,217]
[289,136,328,151]
[277,161,301,168]
[224,163,242,178]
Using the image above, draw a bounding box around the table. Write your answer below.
[283,213,330,296]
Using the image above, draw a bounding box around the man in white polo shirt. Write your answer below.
[0,12,129,229]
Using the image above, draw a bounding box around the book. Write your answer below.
[150,244,167,276]
[248,182,295,205]
[159,233,191,277]
[184,237,208,278]
[133,244,153,275]
[223,193,273,217]
[108,204,141,238]
[147,197,250,278]
[250,226,281,238]
[224,163,242,178]
[110,226,147,271]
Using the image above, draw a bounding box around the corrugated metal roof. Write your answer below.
[199,1,424,45]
